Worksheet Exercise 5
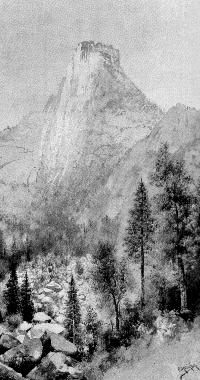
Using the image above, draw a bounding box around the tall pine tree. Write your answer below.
[125,179,153,309]
[21,272,34,322]
[4,263,20,315]
[151,143,192,311]
[65,275,82,346]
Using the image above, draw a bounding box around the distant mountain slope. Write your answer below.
[0,112,45,220]
[0,42,199,230]
[40,41,162,192]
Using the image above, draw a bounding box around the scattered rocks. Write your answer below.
[26,351,84,380]
[33,312,51,323]
[0,338,43,376]
[50,333,77,356]
[28,323,65,339]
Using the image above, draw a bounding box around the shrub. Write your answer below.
[6,313,22,331]
[102,329,120,352]
[76,261,84,277]
[119,300,141,346]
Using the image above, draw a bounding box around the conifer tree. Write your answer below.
[20,272,34,322]
[92,242,127,332]
[151,143,193,311]
[65,275,82,346]
[191,179,200,255]
[125,179,153,309]
[4,263,20,315]
[85,306,101,354]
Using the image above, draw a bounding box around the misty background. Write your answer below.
[0,0,199,129]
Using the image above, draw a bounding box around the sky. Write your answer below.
[0,0,200,128]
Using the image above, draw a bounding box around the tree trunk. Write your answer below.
[141,242,145,310]
[113,296,120,332]
[177,254,187,311]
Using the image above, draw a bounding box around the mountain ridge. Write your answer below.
[0,42,199,234]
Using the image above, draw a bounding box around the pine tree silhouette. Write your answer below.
[65,275,81,346]
[4,263,20,315]
[21,271,34,322]
[125,179,154,309]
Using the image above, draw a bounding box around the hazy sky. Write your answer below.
[0,0,200,128]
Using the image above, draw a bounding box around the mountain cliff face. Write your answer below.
[0,42,199,230]
[40,42,162,196]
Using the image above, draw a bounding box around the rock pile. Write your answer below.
[0,311,85,380]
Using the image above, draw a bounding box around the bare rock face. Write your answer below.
[40,41,162,201]
[0,41,199,230]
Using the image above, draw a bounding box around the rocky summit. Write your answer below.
[0,42,199,235]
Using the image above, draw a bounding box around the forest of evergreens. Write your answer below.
[0,142,200,362]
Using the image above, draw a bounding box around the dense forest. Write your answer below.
[0,142,200,379]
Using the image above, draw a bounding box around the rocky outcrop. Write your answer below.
[0,41,163,221]
[0,318,81,379]
[40,41,162,206]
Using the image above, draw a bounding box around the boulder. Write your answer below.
[15,334,26,344]
[0,362,26,379]
[0,334,19,354]
[0,325,9,338]
[58,290,65,299]
[0,338,43,376]
[39,296,52,304]
[33,312,51,323]
[50,333,77,356]
[18,322,32,333]
[28,323,65,339]
[27,352,83,380]
[28,326,45,340]
[45,323,65,335]
[42,288,53,295]
[55,315,65,325]
[45,281,62,293]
